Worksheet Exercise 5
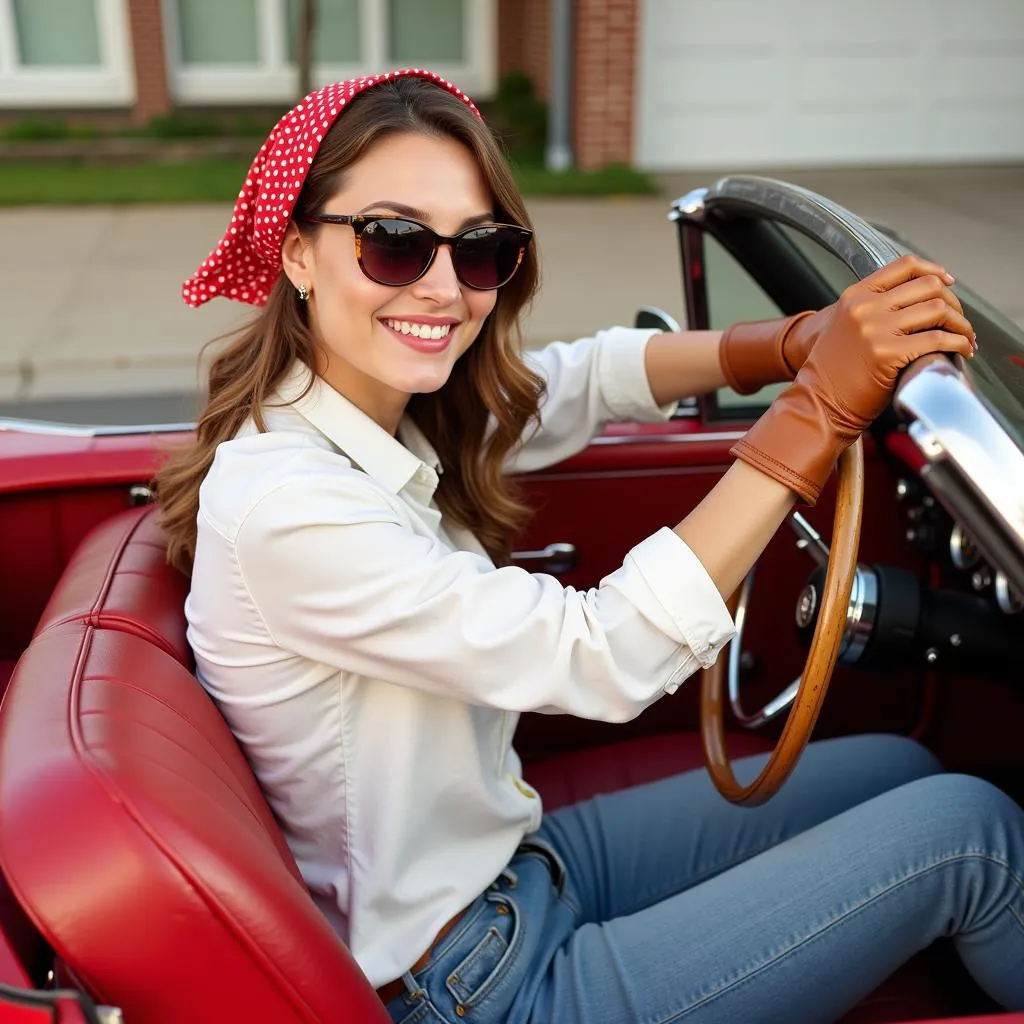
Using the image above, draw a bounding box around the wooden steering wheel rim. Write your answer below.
[700,439,865,806]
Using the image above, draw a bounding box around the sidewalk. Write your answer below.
[1,165,1021,412]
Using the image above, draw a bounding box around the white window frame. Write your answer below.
[163,0,495,105]
[0,0,134,107]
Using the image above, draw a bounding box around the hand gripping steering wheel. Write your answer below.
[700,439,865,806]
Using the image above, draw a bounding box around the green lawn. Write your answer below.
[0,157,657,206]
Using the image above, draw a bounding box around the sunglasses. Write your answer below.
[302,213,533,290]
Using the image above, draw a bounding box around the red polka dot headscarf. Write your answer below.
[182,69,481,308]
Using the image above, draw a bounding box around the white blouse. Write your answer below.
[186,327,735,988]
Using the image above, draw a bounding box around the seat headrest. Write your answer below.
[34,507,191,667]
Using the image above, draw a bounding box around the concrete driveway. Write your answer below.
[0,164,1021,422]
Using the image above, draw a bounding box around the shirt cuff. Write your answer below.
[625,528,736,691]
[595,327,678,422]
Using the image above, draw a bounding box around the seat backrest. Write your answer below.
[32,506,192,667]
[0,508,389,1023]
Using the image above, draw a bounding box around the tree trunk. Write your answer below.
[297,0,317,99]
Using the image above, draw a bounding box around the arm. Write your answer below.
[508,328,677,474]
[644,308,837,406]
[233,460,734,724]
[644,330,726,405]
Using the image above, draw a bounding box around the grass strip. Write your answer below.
[0,157,657,206]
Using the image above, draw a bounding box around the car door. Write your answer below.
[511,177,931,759]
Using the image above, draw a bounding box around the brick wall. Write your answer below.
[126,0,172,123]
[497,0,639,169]
[498,0,550,99]
[573,0,638,169]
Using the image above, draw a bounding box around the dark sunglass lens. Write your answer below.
[360,219,435,285]
[455,228,524,290]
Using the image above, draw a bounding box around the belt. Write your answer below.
[376,906,468,1007]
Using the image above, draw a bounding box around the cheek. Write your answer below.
[456,293,499,355]
[468,292,498,329]
[319,263,392,330]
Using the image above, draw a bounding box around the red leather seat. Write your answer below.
[0,507,984,1023]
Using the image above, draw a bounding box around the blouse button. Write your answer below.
[510,775,537,799]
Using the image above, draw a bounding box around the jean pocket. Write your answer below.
[444,890,521,1011]
[394,998,449,1024]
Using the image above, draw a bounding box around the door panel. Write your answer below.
[510,424,930,762]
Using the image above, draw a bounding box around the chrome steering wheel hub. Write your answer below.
[729,512,879,730]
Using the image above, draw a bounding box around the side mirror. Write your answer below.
[633,306,682,333]
[633,307,697,419]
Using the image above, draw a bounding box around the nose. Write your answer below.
[411,242,461,304]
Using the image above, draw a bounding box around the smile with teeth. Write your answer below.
[383,319,453,340]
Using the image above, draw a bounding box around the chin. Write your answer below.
[387,367,456,397]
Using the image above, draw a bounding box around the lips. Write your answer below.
[380,316,459,353]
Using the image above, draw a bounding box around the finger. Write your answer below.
[894,298,974,340]
[884,275,964,316]
[894,328,975,365]
[861,253,954,293]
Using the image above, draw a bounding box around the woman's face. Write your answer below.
[283,131,499,432]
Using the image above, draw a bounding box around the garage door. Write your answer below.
[636,0,1024,169]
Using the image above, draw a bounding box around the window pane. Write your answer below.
[12,0,101,66]
[177,0,259,65]
[285,0,360,64]
[388,0,465,63]
[776,224,858,297]
[702,233,787,413]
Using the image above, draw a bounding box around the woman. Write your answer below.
[158,70,1024,1024]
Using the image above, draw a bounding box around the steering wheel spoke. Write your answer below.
[790,511,831,566]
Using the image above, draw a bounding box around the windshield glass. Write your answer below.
[876,228,1024,453]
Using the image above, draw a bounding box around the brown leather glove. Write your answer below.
[731,255,975,505]
[719,306,834,395]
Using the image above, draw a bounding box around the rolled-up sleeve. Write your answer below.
[510,327,677,474]
[233,472,734,723]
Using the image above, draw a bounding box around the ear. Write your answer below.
[281,221,315,289]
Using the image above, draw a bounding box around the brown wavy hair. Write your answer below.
[155,77,544,574]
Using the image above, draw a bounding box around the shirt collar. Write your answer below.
[272,362,440,494]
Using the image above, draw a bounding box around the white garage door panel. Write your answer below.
[637,0,1024,168]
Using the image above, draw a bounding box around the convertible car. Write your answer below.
[0,177,1022,1024]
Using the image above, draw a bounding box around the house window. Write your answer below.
[387,0,464,63]
[165,0,494,105]
[176,0,260,65]
[12,0,102,66]
[0,0,133,107]
[285,0,361,64]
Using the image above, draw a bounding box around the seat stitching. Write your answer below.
[65,625,327,1020]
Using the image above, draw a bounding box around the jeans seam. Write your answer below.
[652,849,1024,1024]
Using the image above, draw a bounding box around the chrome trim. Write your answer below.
[994,571,1024,615]
[510,542,578,574]
[688,175,903,279]
[0,415,744,446]
[840,566,879,666]
[668,187,708,222]
[728,564,801,730]
[590,430,745,446]
[949,524,981,570]
[729,513,879,730]
[894,358,1024,561]
[790,511,829,567]
[0,416,194,437]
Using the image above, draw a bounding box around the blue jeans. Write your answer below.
[383,735,1024,1024]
